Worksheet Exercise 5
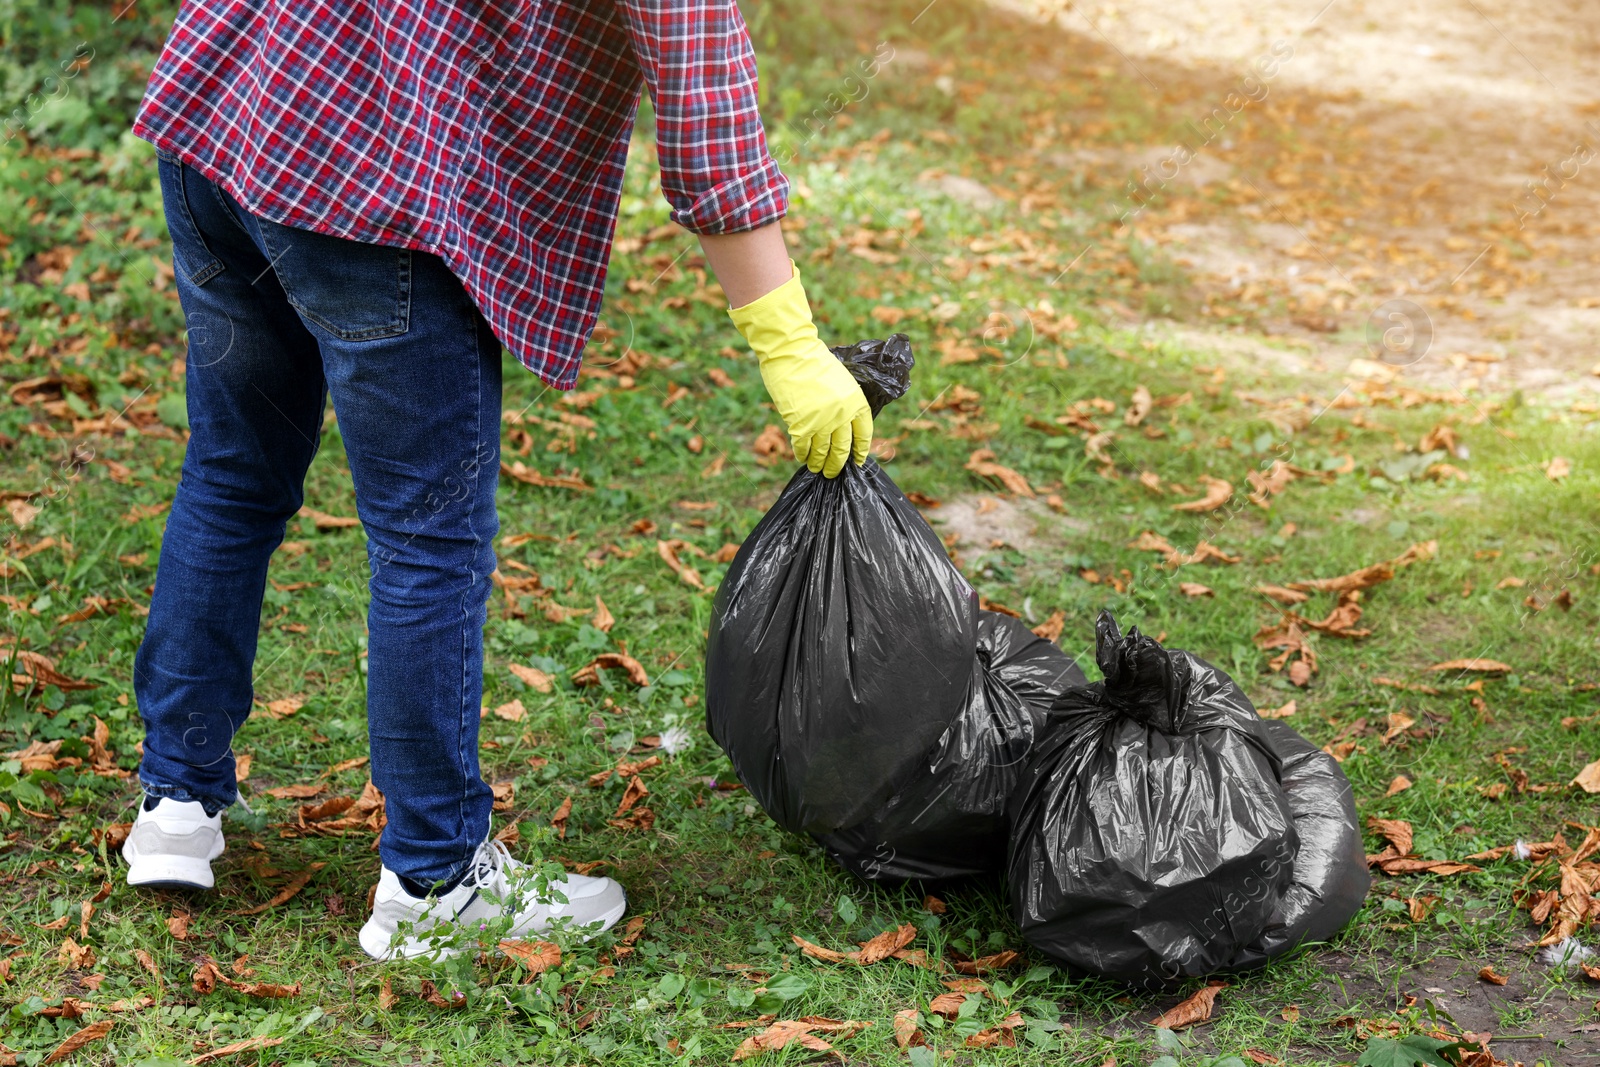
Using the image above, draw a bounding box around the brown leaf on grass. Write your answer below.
[417,979,467,1009]
[1478,966,1508,985]
[1288,541,1436,594]
[1178,582,1213,598]
[134,948,162,991]
[1297,590,1371,638]
[1031,610,1066,642]
[1125,385,1152,426]
[228,862,323,916]
[572,652,650,688]
[299,795,356,822]
[611,775,649,819]
[379,977,398,1010]
[893,1008,927,1048]
[492,699,526,722]
[1259,700,1296,720]
[1288,660,1313,688]
[793,924,917,966]
[1367,818,1415,859]
[856,924,917,965]
[259,696,304,719]
[57,937,95,970]
[263,783,322,799]
[731,1017,870,1060]
[78,902,93,941]
[499,939,561,975]
[500,460,591,491]
[193,958,302,998]
[1571,759,1600,793]
[1545,456,1571,481]
[41,1020,113,1064]
[750,423,789,464]
[37,915,70,931]
[1386,776,1414,797]
[1405,895,1439,922]
[1170,476,1232,512]
[963,449,1034,497]
[551,796,573,839]
[509,663,554,693]
[1151,981,1225,1030]
[965,1012,1025,1048]
[922,895,948,914]
[1244,1052,1281,1065]
[612,914,647,959]
[187,1036,285,1064]
[297,506,360,530]
[655,539,705,589]
[941,977,989,993]
[952,950,1020,975]
[1375,858,1481,876]
[1129,531,1176,554]
[1428,658,1512,674]
[591,596,615,633]
[1381,712,1416,745]
[928,992,969,1019]
[167,911,190,940]
[321,756,369,776]
[8,649,97,693]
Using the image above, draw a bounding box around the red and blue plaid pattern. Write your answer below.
[134,0,789,389]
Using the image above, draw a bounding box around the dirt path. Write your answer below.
[990,0,1600,399]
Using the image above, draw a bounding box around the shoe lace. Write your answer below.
[461,838,515,892]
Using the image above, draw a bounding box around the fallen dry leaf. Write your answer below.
[793,924,917,966]
[228,863,323,916]
[1259,699,1296,720]
[1125,385,1152,426]
[928,992,969,1019]
[592,596,615,633]
[297,506,359,531]
[499,939,561,975]
[655,539,705,589]
[58,937,95,970]
[492,699,526,722]
[187,1035,285,1064]
[965,1012,1025,1048]
[1151,982,1224,1030]
[1478,965,1508,985]
[1573,759,1600,794]
[892,1008,926,1049]
[1171,476,1232,512]
[731,1017,870,1061]
[1256,584,1309,605]
[964,449,1034,497]
[42,1020,113,1064]
[509,663,553,693]
[952,950,1020,975]
[1031,609,1066,642]
[1367,817,1415,858]
[1178,582,1213,598]
[379,976,398,1010]
[192,958,302,998]
[1428,658,1512,674]
[500,460,591,491]
[550,796,572,839]
[572,652,650,688]
[1386,775,1414,797]
[1545,456,1571,481]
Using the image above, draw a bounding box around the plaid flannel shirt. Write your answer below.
[134,0,790,388]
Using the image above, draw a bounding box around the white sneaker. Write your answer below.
[358,839,626,960]
[122,797,225,890]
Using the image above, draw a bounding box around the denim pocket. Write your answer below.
[156,156,225,287]
[258,220,412,342]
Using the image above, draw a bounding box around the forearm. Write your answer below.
[698,222,794,309]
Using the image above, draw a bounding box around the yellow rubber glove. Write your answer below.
[728,264,872,478]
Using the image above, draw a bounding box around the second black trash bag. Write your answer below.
[705,335,979,834]
[1007,611,1298,986]
[814,612,1088,883]
[1225,720,1370,970]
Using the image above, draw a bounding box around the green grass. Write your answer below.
[2,0,1598,1064]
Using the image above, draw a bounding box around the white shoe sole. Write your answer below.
[357,896,629,961]
[123,837,223,891]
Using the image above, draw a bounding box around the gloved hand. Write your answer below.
[728,264,872,478]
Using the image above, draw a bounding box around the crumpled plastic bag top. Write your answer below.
[1007,611,1297,987]
[830,333,913,417]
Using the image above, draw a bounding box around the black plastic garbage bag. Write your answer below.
[829,333,913,417]
[705,336,979,834]
[1226,720,1369,969]
[1007,611,1297,986]
[815,612,1088,883]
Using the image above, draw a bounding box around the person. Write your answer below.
[120,1,872,961]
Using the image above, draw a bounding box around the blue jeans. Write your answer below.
[135,153,501,882]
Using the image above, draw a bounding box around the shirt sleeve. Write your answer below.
[615,0,790,235]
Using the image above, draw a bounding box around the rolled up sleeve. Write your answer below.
[617,0,790,234]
